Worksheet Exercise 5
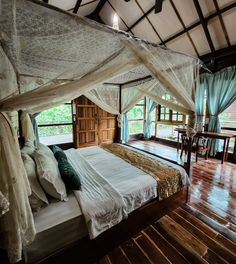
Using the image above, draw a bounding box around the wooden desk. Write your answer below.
[195,131,234,164]
[175,128,187,152]
[175,128,234,164]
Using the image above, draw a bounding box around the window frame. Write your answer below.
[37,102,73,144]
[127,98,146,135]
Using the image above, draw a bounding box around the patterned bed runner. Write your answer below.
[101,143,182,200]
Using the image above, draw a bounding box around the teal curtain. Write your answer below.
[144,97,157,139]
[121,113,129,143]
[200,66,236,155]
[195,83,205,130]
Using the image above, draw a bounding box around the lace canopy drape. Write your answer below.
[0,113,36,263]
[0,0,201,261]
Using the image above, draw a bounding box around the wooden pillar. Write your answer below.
[115,85,122,143]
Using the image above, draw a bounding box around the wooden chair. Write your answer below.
[193,136,209,162]
[180,133,188,158]
[180,134,209,162]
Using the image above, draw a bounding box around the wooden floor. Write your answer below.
[98,140,236,264]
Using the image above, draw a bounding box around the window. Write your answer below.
[127,99,145,134]
[159,106,170,121]
[149,103,186,141]
[36,103,73,145]
[158,105,184,124]
[219,100,236,153]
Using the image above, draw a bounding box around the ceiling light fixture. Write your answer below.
[113,13,119,30]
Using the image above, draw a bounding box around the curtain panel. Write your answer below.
[121,113,129,143]
[200,66,236,155]
[195,83,205,131]
[143,97,157,139]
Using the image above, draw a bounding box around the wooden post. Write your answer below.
[115,85,122,143]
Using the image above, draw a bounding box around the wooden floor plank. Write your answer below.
[108,247,131,264]
[134,233,171,264]
[143,226,190,264]
[174,207,218,238]
[157,216,209,257]
[168,210,235,263]
[215,234,236,255]
[121,239,151,264]
[182,204,236,243]
[153,219,209,264]
[190,197,236,225]
[190,202,236,233]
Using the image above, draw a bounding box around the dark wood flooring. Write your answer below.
[98,140,236,264]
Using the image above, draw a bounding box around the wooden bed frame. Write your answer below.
[0,152,191,264]
[20,141,192,264]
[35,187,189,264]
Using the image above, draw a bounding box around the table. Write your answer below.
[175,128,235,164]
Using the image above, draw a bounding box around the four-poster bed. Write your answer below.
[0,0,200,263]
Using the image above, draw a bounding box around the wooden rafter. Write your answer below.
[213,0,231,47]
[127,5,155,32]
[134,0,166,46]
[93,0,107,14]
[125,1,236,47]
[163,2,236,45]
[73,0,83,14]
[169,0,199,57]
[193,0,215,53]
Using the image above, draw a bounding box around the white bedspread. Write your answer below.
[65,148,128,239]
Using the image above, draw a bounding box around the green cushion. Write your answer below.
[52,145,67,161]
[58,157,81,190]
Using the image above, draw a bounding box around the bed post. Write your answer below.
[184,137,192,203]
[115,85,122,143]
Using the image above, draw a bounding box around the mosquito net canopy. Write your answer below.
[0,0,200,118]
[0,1,202,262]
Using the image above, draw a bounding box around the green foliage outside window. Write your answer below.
[36,104,72,137]
[127,105,144,119]
[37,104,72,125]
[127,100,144,134]
[38,125,72,137]
[129,120,143,134]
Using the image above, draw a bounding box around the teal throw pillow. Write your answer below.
[58,157,81,190]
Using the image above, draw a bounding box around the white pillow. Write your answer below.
[21,140,35,156]
[37,143,54,158]
[33,150,67,201]
[21,152,48,211]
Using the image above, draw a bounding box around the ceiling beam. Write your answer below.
[134,0,166,46]
[73,0,83,14]
[127,5,155,32]
[42,0,48,3]
[213,0,231,47]
[193,0,215,53]
[169,0,199,56]
[93,0,107,15]
[127,1,236,47]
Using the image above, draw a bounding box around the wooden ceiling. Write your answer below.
[43,0,236,71]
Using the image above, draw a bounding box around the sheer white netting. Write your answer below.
[0,1,201,261]
[0,0,200,115]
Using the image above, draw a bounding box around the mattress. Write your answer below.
[23,194,87,264]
